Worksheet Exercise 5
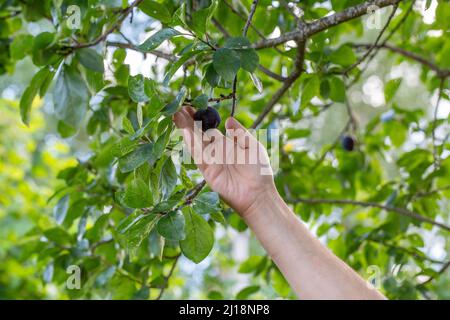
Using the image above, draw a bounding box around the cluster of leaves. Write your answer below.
[0,0,449,299]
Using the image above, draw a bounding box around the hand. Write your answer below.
[173,107,276,216]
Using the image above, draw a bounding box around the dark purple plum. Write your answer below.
[193,107,221,131]
[341,135,356,151]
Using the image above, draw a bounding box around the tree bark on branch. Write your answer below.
[252,0,403,49]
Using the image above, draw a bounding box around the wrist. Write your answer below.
[242,185,283,220]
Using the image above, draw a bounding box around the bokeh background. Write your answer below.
[0,0,449,299]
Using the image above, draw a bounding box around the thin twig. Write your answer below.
[257,65,288,81]
[0,10,21,20]
[420,260,450,285]
[347,1,414,85]
[156,254,181,300]
[69,0,144,50]
[106,41,176,61]
[184,93,235,105]
[231,0,259,117]
[343,3,399,75]
[291,197,450,232]
[367,239,446,264]
[212,16,286,82]
[243,0,259,36]
[251,40,306,128]
[222,0,264,39]
[432,78,445,168]
[212,17,231,37]
[352,43,450,78]
[413,185,450,200]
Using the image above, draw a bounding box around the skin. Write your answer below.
[173,107,385,300]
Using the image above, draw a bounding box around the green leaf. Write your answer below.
[169,2,187,27]
[152,190,185,213]
[223,37,258,72]
[123,178,153,208]
[250,73,263,93]
[43,227,71,245]
[329,76,346,103]
[223,37,252,49]
[192,192,220,214]
[139,0,171,23]
[111,137,139,157]
[122,117,135,134]
[163,50,202,86]
[20,67,54,125]
[204,63,220,87]
[301,75,320,107]
[124,213,159,257]
[384,78,402,103]
[161,87,187,116]
[329,45,356,67]
[213,48,241,81]
[118,143,156,173]
[76,48,104,73]
[437,41,450,69]
[189,0,218,37]
[57,120,77,138]
[128,74,149,103]
[53,194,69,225]
[239,256,265,273]
[180,207,214,263]
[285,128,311,139]
[157,210,186,240]
[10,34,34,60]
[236,285,259,299]
[32,32,56,66]
[159,157,177,199]
[137,28,180,52]
[53,64,89,129]
[192,94,209,109]
[153,127,171,160]
[239,49,259,72]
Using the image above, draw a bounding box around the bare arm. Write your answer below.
[173,108,385,300]
[243,189,385,299]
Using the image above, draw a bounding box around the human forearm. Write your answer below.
[243,189,385,300]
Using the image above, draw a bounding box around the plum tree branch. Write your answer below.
[420,260,450,286]
[231,0,260,117]
[106,41,176,61]
[222,0,265,39]
[68,0,144,50]
[211,11,286,82]
[352,43,450,78]
[290,197,450,232]
[243,0,259,36]
[343,3,399,75]
[368,239,446,264]
[251,40,306,128]
[155,254,181,300]
[252,0,403,49]
[432,78,445,168]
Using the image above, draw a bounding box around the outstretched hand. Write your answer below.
[173,107,276,216]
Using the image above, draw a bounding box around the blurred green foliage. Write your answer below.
[0,0,449,300]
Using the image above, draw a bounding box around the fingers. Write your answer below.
[173,107,194,129]
[225,117,255,149]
